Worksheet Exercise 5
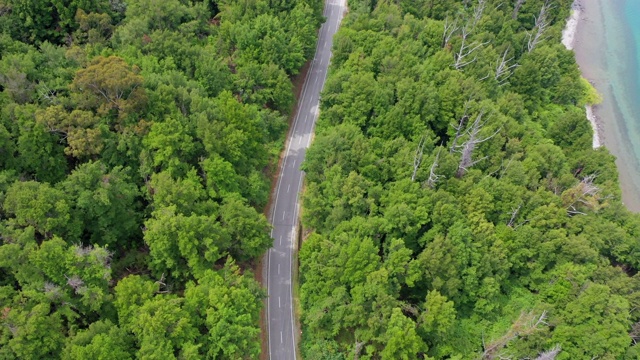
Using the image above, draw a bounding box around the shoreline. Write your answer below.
[569,0,640,212]
[561,1,582,51]
[561,0,603,149]
[585,105,602,148]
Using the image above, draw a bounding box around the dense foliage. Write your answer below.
[0,0,322,358]
[299,0,640,359]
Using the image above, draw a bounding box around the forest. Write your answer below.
[299,0,640,359]
[0,0,323,358]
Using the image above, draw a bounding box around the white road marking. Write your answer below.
[280,331,283,344]
[278,263,280,274]
[279,235,283,246]
[287,184,290,193]
[282,211,286,220]
[279,296,281,308]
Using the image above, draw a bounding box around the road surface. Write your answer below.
[266,0,346,358]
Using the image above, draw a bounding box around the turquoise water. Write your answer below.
[582,0,640,211]
[617,0,640,162]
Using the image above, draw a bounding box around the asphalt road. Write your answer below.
[265,0,346,358]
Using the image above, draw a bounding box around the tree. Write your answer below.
[12,104,67,183]
[130,296,199,359]
[4,303,65,359]
[62,320,133,360]
[380,308,427,360]
[419,290,456,340]
[0,51,38,104]
[36,105,106,158]
[6,0,110,43]
[219,194,272,261]
[73,9,114,45]
[194,46,232,98]
[113,275,159,330]
[184,264,263,359]
[196,91,267,175]
[3,181,75,239]
[141,116,195,177]
[233,62,294,112]
[552,284,631,359]
[144,206,230,280]
[527,1,551,53]
[70,56,147,120]
[0,123,17,171]
[200,155,241,200]
[147,169,211,215]
[58,161,140,247]
[29,237,112,313]
[6,0,54,43]
[121,0,193,32]
[233,13,305,75]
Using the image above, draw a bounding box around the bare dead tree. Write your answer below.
[5,323,18,336]
[578,174,600,197]
[73,243,93,257]
[482,311,548,359]
[65,274,85,294]
[470,0,487,31]
[494,46,518,85]
[0,4,10,17]
[426,147,444,189]
[92,247,113,269]
[155,273,171,294]
[453,27,489,69]
[401,302,420,317]
[1,69,35,104]
[535,345,562,360]
[506,204,522,228]
[630,321,640,345]
[455,111,501,177]
[354,338,365,360]
[411,135,427,182]
[449,101,471,153]
[530,310,548,328]
[482,157,511,180]
[563,174,602,216]
[44,282,63,300]
[527,0,552,53]
[512,0,526,19]
[499,158,513,179]
[37,83,59,104]
[442,17,459,48]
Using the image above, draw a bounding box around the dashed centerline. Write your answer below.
[267,0,346,358]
